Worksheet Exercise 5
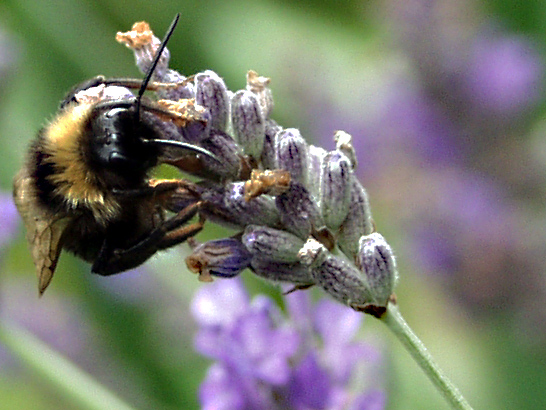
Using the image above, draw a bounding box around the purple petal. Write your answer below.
[463,32,543,115]
[0,193,19,249]
[190,278,249,327]
[288,352,331,409]
[313,298,363,345]
[186,238,252,279]
[348,390,387,410]
[233,310,298,385]
[284,288,313,325]
[200,363,246,410]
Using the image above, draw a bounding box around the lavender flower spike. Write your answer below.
[192,278,384,410]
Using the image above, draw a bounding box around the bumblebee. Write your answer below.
[13,14,214,294]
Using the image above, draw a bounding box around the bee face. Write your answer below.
[87,105,160,181]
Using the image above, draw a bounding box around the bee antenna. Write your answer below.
[135,13,180,121]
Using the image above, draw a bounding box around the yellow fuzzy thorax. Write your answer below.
[43,103,121,223]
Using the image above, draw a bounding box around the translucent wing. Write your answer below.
[13,169,69,294]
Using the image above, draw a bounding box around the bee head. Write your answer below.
[85,14,181,185]
[88,105,160,181]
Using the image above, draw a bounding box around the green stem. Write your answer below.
[380,302,474,410]
[0,320,139,410]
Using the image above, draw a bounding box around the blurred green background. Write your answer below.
[1,0,546,409]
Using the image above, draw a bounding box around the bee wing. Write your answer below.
[13,170,69,295]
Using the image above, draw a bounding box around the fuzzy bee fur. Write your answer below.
[13,14,213,294]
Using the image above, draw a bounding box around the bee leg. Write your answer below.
[112,179,199,199]
[92,201,204,276]
[157,214,205,250]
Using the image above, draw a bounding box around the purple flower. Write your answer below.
[407,171,517,276]
[462,32,544,115]
[199,363,247,410]
[311,299,380,383]
[0,192,19,250]
[186,238,253,281]
[192,279,298,381]
[287,352,332,408]
[348,390,386,410]
[192,279,384,410]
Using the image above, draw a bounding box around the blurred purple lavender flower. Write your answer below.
[191,279,384,410]
[377,1,546,320]
[0,191,19,250]
[462,32,544,116]
[402,169,546,320]
[384,0,544,140]
[0,192,21,365]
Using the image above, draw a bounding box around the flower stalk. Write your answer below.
[380,302,475,410]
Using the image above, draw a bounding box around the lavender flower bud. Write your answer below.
[306,145,327,200]
[261,119,281,170]
[246,70,274,118]
[356,233,398,307]
[201,182,280,229]
[155,98,209,129]
[186,238,252,282]
[276,182,322,239]
[178,112,212,145]
[199,130,244,180]
[275,128,308,185]
[195,70,230,132]
[338,178,374,259]
[320,151,352,231]
[334,130,357,169]
[250,259,314,286]
[157,70,196,100]
[298,238,373,310]
[116,21,169,79]
[242,225,305,263]
[231,90,266,159]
